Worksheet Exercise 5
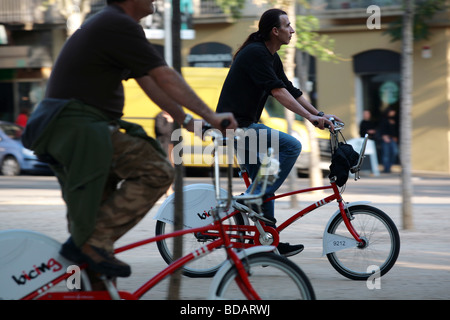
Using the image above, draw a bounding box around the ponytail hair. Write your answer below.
[233,8,287,59]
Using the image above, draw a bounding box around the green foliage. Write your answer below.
[384,0,448,42]
[217,0,340,62]
[215,0,246,18]
[294,15,340,62]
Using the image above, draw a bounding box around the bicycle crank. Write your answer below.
[253,223,279,246]
[258,232,274,245]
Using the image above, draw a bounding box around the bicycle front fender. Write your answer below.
[322,201,371,256]
[207,245,276,300]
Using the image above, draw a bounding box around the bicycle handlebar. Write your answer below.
[201,120,230,138]
[327,117,368,182]
[220,119,230,129]
[325,117,345,131]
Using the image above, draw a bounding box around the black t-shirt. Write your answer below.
[216,41,302,127]
[45,5,166,118]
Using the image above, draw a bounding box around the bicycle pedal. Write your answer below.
[233,200,276,224]
[195,232,218,241]
[232,201,250,213]
[248,211,275,224]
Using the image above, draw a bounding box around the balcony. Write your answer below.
[193,0,232,24]
[318,0,402,10]
[199,0,225,15]
[193,0,267,24]
[310,0,403,20]
[0,0,62,27]
[0,0,106,29]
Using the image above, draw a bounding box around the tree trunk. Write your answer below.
[296,51,322,189]
[167,0,184,299]
[400,0,414,230]
[283,2,298,208]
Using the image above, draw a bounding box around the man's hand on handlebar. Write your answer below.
[311,114,344,131]
[324,114,343,124]
[184,112,238,134]
[310,115,332,130]
[206,112,238,134]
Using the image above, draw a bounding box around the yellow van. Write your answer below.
[122,67,330,172]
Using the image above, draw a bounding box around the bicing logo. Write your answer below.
[197,207,214,220]
[11,258,63,285]
[11,258,81,290]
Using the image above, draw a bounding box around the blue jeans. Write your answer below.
[235,123,302,225]
[381,140,398,173]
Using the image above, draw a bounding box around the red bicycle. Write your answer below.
[155,121,400,281]
[0,127,315,300]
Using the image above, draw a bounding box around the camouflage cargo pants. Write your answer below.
[87,128,174,253]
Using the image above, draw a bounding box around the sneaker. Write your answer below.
[277,242,304,257]
[60,237,131,278]
[233,198,277,225]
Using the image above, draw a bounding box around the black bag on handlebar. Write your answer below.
[329,142,359,187]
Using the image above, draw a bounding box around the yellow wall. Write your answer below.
[316,29,401,134]
[411,29,450,173]
[150,16,450,173]
[316,27,450,173]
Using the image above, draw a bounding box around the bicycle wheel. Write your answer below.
[155,211,247,278]
[326,205,400,280]
[214,252,315,300]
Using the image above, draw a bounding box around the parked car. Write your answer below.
[0,121,52,176]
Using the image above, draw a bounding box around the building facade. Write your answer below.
[310,0,450,174]
[1,0,449,173]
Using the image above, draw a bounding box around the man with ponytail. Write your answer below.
[217,8,342,256]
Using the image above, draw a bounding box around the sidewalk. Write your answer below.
[115,172,450,300]
[1,173,449,300]
[266,172,450,300]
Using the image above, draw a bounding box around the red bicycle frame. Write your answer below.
[269,182,363,243]
[22,214,261,300]
[198,170,364,248]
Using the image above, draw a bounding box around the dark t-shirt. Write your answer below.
[216,41,302,127]
[45,5,166,118]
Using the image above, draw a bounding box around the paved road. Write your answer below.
[1,172,450,301]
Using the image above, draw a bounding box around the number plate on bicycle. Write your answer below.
[322,232,359,255]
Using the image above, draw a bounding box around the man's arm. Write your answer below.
[135,75,188,127]
[296,95,320,116]
[296,95,343,124]
[271,87,332,129]
[146,66,237,131]
[271,87,343,130]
